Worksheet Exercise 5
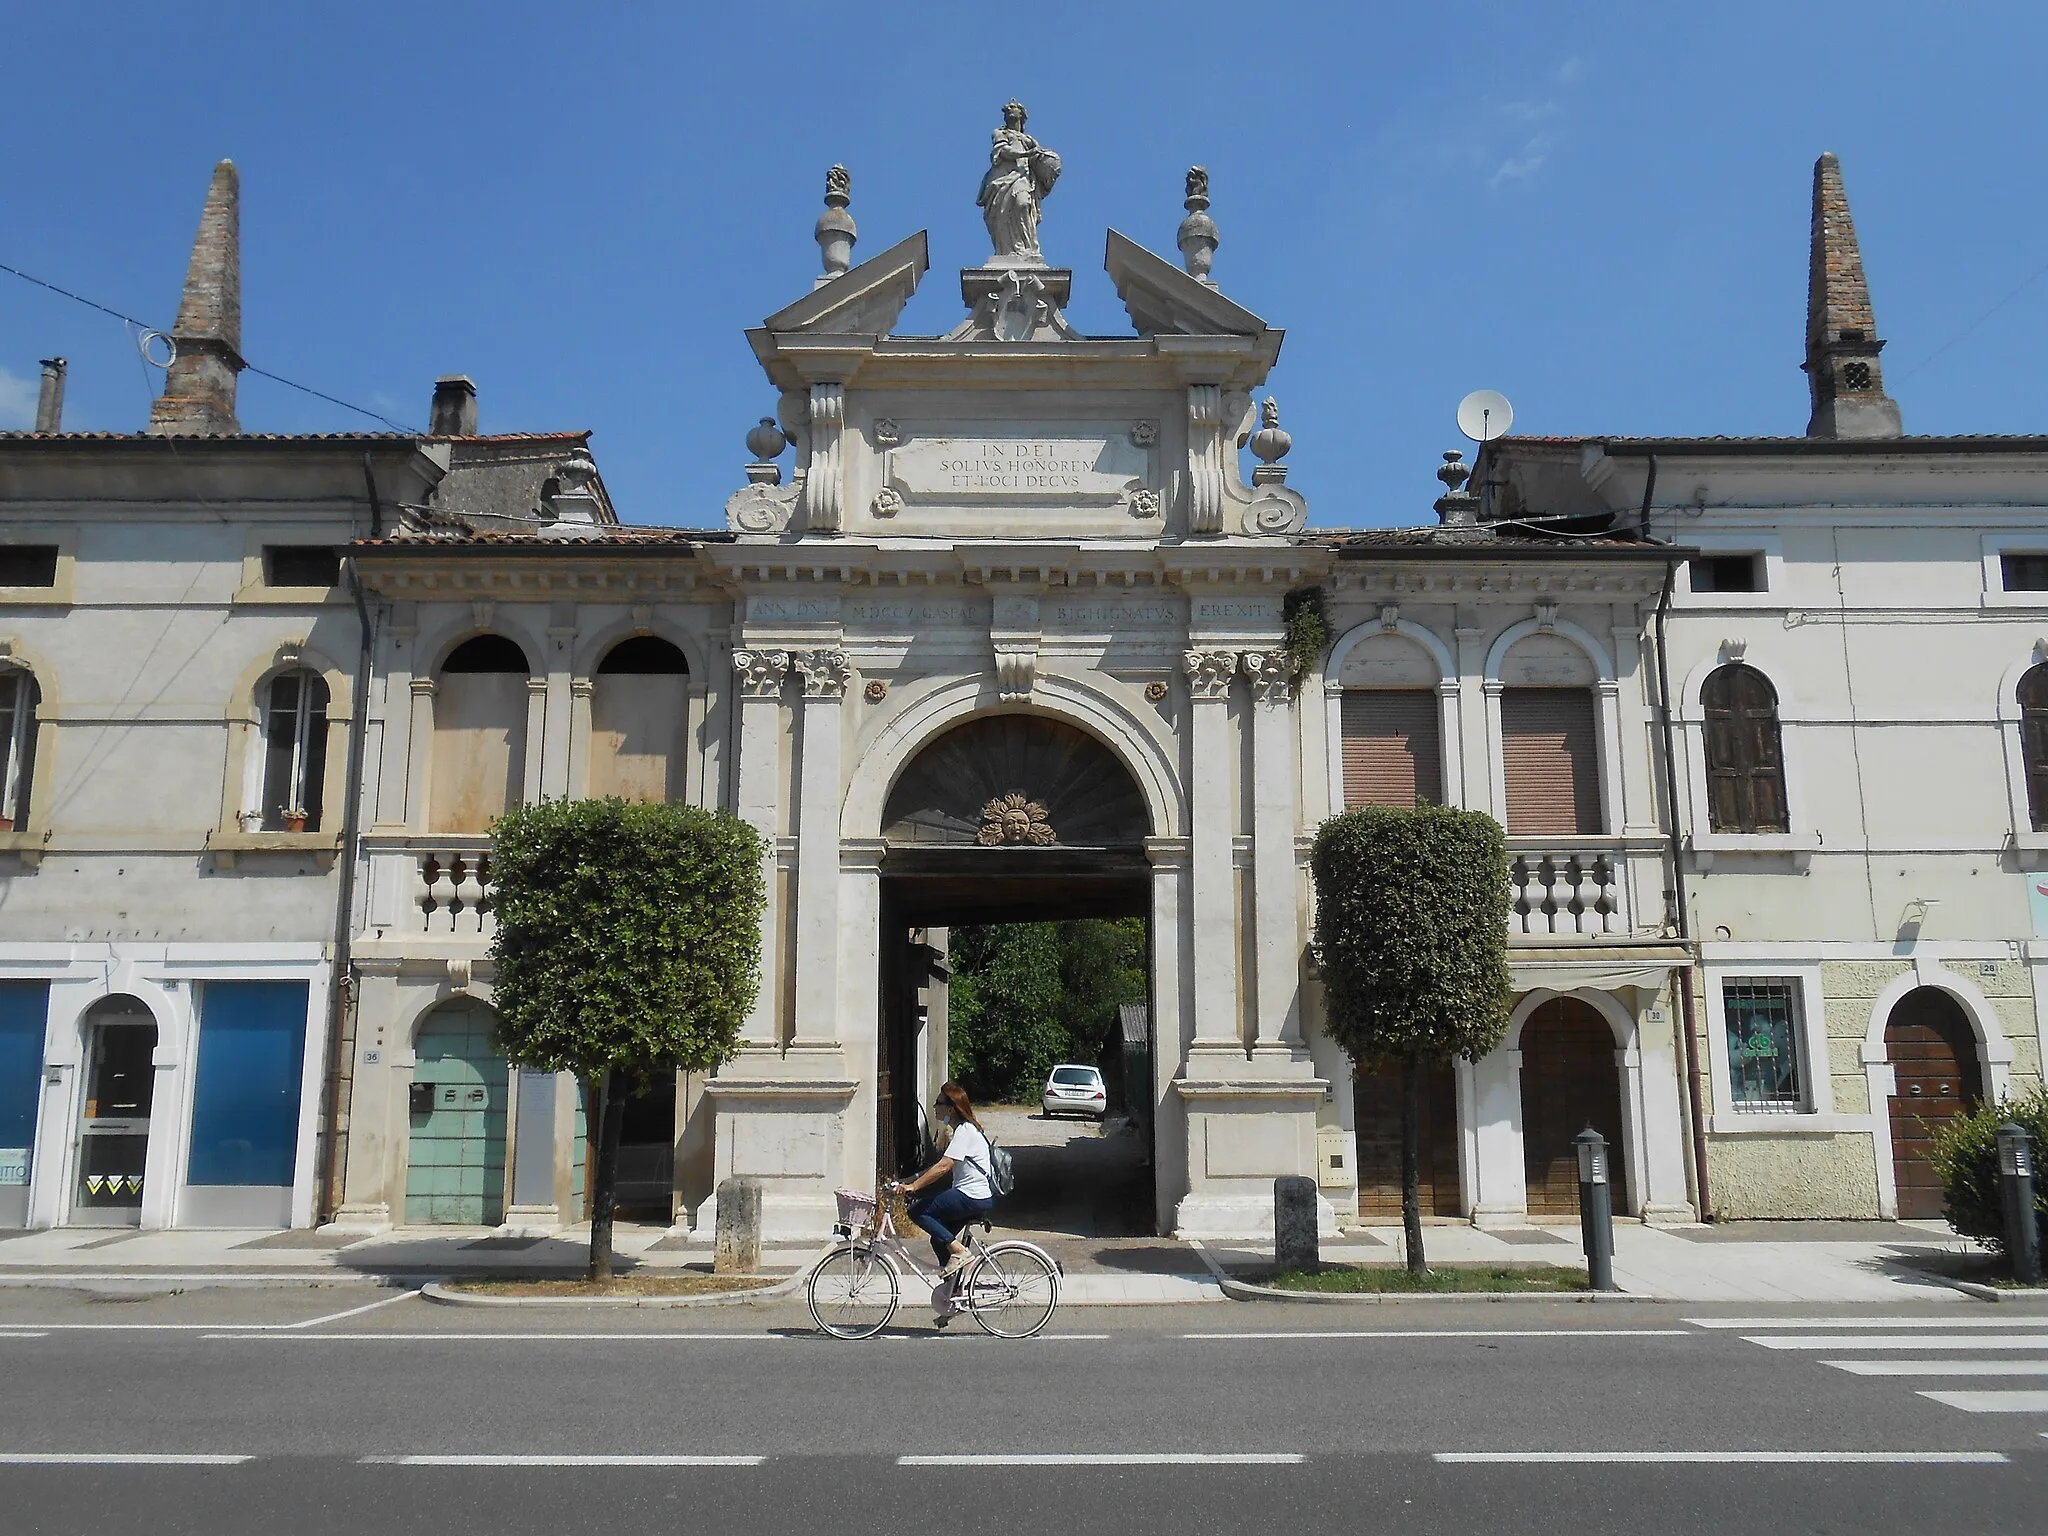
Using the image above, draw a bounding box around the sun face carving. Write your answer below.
[977,792,1056,846]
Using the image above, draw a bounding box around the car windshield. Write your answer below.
[1050,1067,1099,1086]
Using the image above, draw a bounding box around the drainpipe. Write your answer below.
[1649,494,1712,1219]
[314,456,381,1224]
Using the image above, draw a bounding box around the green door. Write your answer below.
[404,1002,508,1225]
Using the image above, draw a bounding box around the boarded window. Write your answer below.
[2022,664,2048,831]
[1500,688,1600,835]
[1340,690,1441,808]
[1701,664,1789,834]
[590,636,689,803]
[431,636,530,833]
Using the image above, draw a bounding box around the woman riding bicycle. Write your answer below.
[893,1081,994,1278]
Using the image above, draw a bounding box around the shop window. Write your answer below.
[0,668,40,832]
[187,981,310,1187]
[1722,978,1807,1111]
[0,981,50,1221]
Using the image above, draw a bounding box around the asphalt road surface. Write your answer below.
[1,1285,2045,1534]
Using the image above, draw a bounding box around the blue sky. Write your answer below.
[3,3,2044,529]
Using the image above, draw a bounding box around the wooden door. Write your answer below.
[1353,1062,1460,1219]
[1885,989,1983,1219]
[1519,998,1629,1216]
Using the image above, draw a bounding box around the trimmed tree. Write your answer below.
[1311,804,1513,1272]
[488,798,766,1281]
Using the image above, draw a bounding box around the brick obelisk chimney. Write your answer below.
[1803,152,1902,440]
[147,160,245,435]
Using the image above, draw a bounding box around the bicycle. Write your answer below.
[806,1186,1062,1340]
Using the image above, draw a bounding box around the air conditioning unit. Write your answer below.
[1316,1126,1356,1191]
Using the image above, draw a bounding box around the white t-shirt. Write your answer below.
[943,1121,994,1200]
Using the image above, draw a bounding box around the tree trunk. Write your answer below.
[588,1068,627,1283]
[1401,1055,1427,1274]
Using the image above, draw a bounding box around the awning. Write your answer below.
[1508,944,1692,994]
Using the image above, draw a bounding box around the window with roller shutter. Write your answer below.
[1340,690,1441,808]
[1500,688,1600,835]
[1701,664,1788,834]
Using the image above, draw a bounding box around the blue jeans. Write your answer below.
[908,1187,993,1267]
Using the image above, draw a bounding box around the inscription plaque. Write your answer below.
[884,425,1150,509]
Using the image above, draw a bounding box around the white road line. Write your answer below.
[203,1332,788,1342]
[0,1453,253,1466]
[1827,1360,2048,1376]
[15,1289,421,1333]
[1184,1330,1694,1341]
[0,1332,49,1339]
[287,1289,421,1329]
[361,1454,765,1466]
[901,1453,1304,1466]
[1436,1450,2009,1465]
[1692,1317,2048,1331]
[1917,1390,2048,1413]
[1743,1335,2048,1351]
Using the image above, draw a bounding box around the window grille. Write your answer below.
[1723,978,1806,1110]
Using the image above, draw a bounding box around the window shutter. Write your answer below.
[2021,667,2048,831]
[1340,690,1441,808]
[1702,665,1788,834]
[1500,688,1600,835]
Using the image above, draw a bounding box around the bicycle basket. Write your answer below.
[834,1188,877,1230]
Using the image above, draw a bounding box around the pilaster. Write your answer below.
[1182,649,1241,1057]
[731,649,789,1048]
[791,648,851,1046]
[1242,650,1306,1060]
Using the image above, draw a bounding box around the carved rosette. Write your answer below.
[1182,649,1239,700]
[1241,650,1297,705]
[796,648,853,699]
[872,486,904,518]
[1126,488,1161,520]
[732,649,791,698]
[976,792,1056,846]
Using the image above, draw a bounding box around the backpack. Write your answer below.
[963,1124,1015,1198]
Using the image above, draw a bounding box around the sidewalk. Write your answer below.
[0,1218,2004,1304]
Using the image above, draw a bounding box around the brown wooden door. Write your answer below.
[1353,1061,1460,1219]
[1885,989,1984,1219]
[1519,998,1629,1216]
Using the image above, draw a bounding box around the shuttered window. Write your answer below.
[1341,690,1441,808]
[1701,664,1789,834]
[2021,665,2048,831]
[1500,688,1600,835]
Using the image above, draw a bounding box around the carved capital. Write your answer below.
[796,648,852,699]
[1241,650,1297,704]
[1182,649,1239,699]
[732,649,790,698]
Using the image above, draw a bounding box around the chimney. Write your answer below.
[430,376,479,436]
[1803,152,1902,440]
[34,358,66,433]
[147,160,245,436]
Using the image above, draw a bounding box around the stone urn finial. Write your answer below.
[815,164,856,280]
[1248,397,1292,464]
[1177,166,1219,284]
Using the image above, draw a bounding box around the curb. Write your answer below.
[1937,1277,2048,1304]
[419,1247,829,1308]
[1185,1239,1656,1304]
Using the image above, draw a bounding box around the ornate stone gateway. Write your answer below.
[881,716,1149,849]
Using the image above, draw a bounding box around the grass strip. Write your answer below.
[1261,1263,1590,1294]
[445,1274,779,1299]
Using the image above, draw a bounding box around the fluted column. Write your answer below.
[791,648,851,1046]
[1182,650,1241,1055]
[731,649,789,1047]
[1242,650,1304,1056]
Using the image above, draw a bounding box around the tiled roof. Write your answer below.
[1493,433,2048,450]
[354,526,723,549]
[0,430,588,445]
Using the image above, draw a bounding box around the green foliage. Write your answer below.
[487,798,766,1081]
[1281,586,1329,697]
[947,918,1146,1103]
[1310,804,1513,1067]
[1928,1086,2048,1256]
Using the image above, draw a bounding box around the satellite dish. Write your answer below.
[1456,389,1514,443]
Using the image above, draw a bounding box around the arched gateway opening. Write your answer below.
[877,714,1156,1237]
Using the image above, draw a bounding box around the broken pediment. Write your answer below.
[1104,230,1270,339]
[762,231,930,338]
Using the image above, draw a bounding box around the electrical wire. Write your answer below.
[0,258,422,432]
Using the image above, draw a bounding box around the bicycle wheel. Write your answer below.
[807,1243,900,1339]
[964,1242,1059,1339]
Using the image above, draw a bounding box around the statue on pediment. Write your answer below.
[978,100,1061,265]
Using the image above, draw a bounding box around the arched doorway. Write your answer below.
[73,996,158,1226]
[1884,988,1984,1219]
[1519,997,1629,1216]
[877,713,1155,1236]
[1353,1061,1459,1219]
[405,1000,509,1225]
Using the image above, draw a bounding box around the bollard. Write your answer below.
[1996,1123,2042,1287]
[1274,1175,1320,1274]
[713,1175,763,1276]
[1574,1127,1616,1292]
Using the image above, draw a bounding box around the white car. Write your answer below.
[1041,1064,1108,1120]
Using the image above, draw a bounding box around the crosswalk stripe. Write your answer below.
[1917,1391,2048,1414]
[1692,1317,2048,1330]
[1744,1335,2048,1351]
[1827,1359,2048,1376]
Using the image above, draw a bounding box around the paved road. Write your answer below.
[1,1286,2044,1533]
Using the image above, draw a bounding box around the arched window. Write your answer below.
[2020,664,2048,831]
[257,670,330,831]
[431,636,531,832]
[1336,632,1442,809]
[590,636,689,803]
[0,667,40,832]
[1702,664,1788,834]
[1499,633,1601,836]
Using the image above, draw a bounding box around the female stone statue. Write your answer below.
[977,100,1060,265]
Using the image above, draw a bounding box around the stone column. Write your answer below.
[791,649,850,1047]
[731,650,789,1048]
[1182,650,1241,1057]
[1242,650,1305,1059]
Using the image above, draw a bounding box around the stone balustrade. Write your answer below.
[1506,841,1637,937]
[412,842,497,937]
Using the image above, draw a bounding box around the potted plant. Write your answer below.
[239,809,264,834]
[283,806,308,833]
